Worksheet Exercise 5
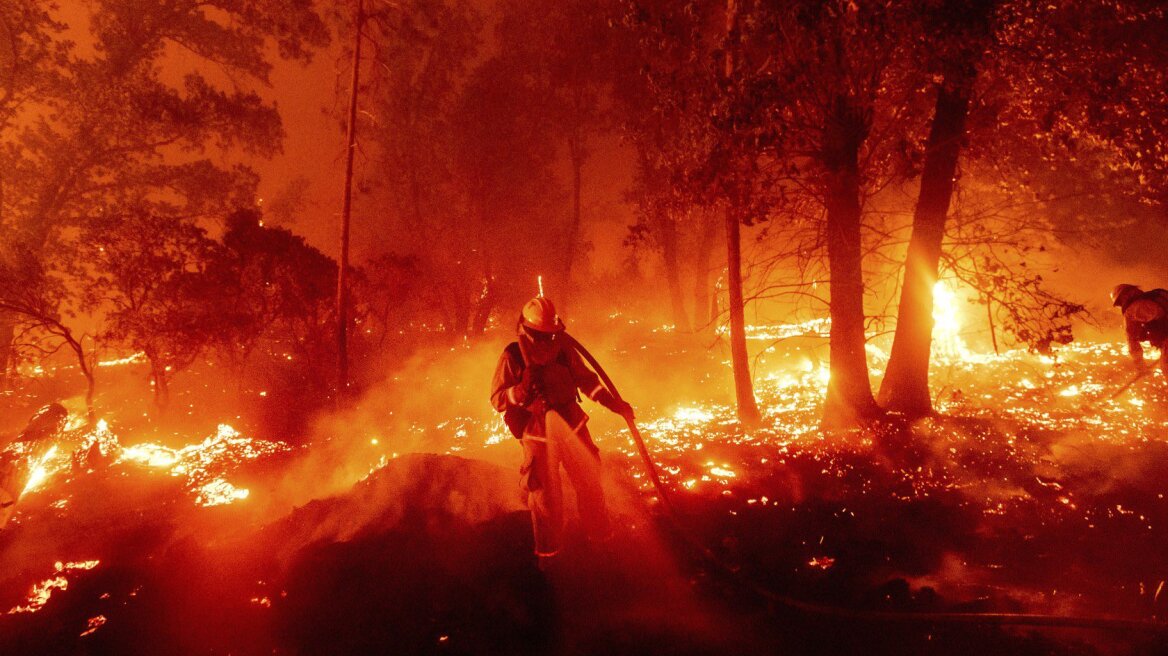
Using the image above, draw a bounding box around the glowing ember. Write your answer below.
[707,464,737,478]
[8,560,100,614]
[109,423,285,505]
[195,478,250,507]
[119,443,181,468]
[79,614,107,637]
[674,406,715,424]
[16,420,286,509]
[807,556,836,570]
[8,576,68,614]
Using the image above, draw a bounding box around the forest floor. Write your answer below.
[1,324,1167,654]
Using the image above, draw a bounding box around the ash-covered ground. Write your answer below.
[2,325,1168,655]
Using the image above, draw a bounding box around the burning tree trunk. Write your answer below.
[879,0,992,417]
[660,214,690,332]
[723,0,760,427]
[725,206,761,427]
[336,0,364,401]
[878,69,974,417]
[822,95,881,428]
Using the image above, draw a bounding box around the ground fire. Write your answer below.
[3,1,1168,655]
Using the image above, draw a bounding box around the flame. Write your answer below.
[195,478,250,507]
[23,420,284,509]
[22,446,60,495]
[119,443,181,468]
[8,560,100,614]
[932,280,966,360]
[674,406,715,424]
[80,614,107,637]
[7,576,68,614]
[112,424,282,506]
[97,352,146,367]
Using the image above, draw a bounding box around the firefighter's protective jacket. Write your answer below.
[490,341,611,446]
[1122,288,1168,361]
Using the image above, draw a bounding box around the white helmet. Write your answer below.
[519,297,563,333]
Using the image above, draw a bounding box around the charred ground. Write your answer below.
[2,326,1167,655]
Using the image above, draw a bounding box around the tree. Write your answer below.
[0,247,97,417]
[83,208,228,411]
[219,209,339,390]
[879,0,997,417]
[336,0,364,400]
[616,0,763,426]
[446,56,564,335]
[0,0,327,394]
[0,0,68,389]
[358,0,482,338]
[880,0,1168,415]
[495,0,618,302]
[748,1,918,427]
[625,157,692,332]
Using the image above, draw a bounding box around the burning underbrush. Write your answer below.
[2,321,1168,653]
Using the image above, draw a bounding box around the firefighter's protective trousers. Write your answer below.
[520,410,610,556]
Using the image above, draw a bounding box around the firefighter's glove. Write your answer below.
[596,389,635,422]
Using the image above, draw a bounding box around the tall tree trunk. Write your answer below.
[693,214,718,332]
[822,95,880,428]
[336,0,364,402]
[877,0,993,415]
[722,0,760,427]
[726,206,761,427]
[877,72,974,417]
[660,215,690,332]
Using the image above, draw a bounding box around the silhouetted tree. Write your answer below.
[879,0,997,417]
[83,209,228,411]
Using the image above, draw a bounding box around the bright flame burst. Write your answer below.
[931,279,966,360]
[22,445,60,495]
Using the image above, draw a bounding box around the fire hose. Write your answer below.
[1108,365,1156,400]
[563,332,1168,636]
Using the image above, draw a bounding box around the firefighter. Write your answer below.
[1112,284,1168,376]
[490,296,634,569]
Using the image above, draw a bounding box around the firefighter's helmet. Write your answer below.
[520,296,563,333]
[1111,283,1142,308]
